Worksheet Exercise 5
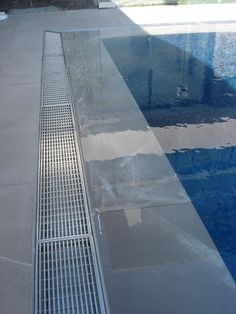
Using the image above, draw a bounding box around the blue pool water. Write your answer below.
[103,32,236,280]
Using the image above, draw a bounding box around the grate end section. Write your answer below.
[37,238,102,314]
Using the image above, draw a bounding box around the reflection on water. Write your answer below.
[104,32,236,280]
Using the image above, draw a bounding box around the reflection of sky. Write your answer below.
[104,32,236,280]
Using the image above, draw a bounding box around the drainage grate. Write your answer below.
[41,105,73,132]
[42,33,72,107]
[37,238,101,314]
[42,57,72,106]
[35,32,106,314]
[39,110,89,239]
[44,32,63,57]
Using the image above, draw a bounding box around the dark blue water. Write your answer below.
[103,32,236,280]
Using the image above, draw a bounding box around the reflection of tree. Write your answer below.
[0,0,96,10]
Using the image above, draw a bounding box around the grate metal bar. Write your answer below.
[35,32,106,314]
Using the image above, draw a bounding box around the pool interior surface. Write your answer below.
[103,32,236,281]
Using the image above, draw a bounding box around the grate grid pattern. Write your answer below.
[39,45,89,240]
[35,32,105,314]
[38,238,101,314]
[42,56,72,106]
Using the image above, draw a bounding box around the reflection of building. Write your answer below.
[104,33,236,127]
[213,32,236,79]
[105,34,206,110]
[209,32,236,107]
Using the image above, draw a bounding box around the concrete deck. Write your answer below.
[0,4,236,313]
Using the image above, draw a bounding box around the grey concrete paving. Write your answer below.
[0,184,35,264]
[0,84,39,186]
[0,259,32,314]
[0,184,34,314]
[0,14,40,313]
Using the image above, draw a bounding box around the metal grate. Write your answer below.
[44,32,63,57]
[42,56,72,106]
[37,238,102,314]
[35,32,106,314]
[39,105,89,239]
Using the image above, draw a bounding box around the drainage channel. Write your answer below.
[35,32,106,314]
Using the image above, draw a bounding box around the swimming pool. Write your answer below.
[103,31,236,281]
